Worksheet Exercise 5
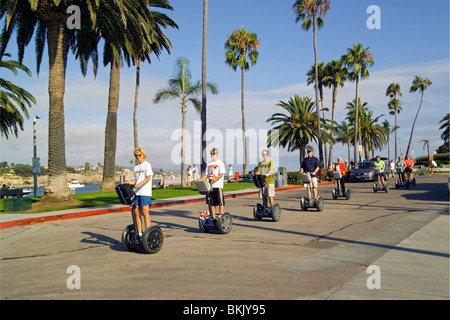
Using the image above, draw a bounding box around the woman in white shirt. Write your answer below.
[125,147,154,239]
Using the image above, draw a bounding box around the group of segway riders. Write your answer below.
[116,146,417,254]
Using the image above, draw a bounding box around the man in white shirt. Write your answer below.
[125,147,154,239]
[200,148,226,221]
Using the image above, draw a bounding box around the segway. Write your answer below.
[300,172,324,211]
[252,175,281,222]
[115,184,164,254]
[373,168,388,193]
[195,179,232,234]
[331,171,351,200]
[394,167,410,189]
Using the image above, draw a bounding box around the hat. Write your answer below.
[307,148,313,152]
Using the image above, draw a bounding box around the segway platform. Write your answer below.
[195,179,232,234]
[115,184,164,254]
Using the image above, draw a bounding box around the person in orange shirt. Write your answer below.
[404,154,415,182]
[333,157,347,190]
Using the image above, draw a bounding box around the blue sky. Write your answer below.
[1,0,449,172]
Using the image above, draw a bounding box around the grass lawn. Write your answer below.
[1,182,255,214]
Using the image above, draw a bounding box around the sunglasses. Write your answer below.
[135,154,143,158]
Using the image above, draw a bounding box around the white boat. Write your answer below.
[68,179,85,189]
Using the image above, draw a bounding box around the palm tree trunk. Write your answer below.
[328,84,338,168]
[181,103,187,187]
[394,107,398,160]
[133,60,141,164]
[405,92,423,157]
[241,66,247,176]
[201,0,208,176]
[102,58,120,191]
[354,75,360,164]
[41,20,72,203]
[312,15,323,167]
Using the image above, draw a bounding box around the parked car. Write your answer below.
[349,161,389,182]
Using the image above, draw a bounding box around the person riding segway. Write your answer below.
[300,148,324,211]
[332,157,351,200]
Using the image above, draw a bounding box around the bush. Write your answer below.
[287,171,303,185]
[415,153,449,166]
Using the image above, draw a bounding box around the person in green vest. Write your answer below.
[373,155,386,186]
[256,150,275,208]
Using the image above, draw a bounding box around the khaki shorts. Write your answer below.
[309,177,318,188]
[260,184,275,198]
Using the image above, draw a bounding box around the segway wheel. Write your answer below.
[395,181,399,189]
[384,183,389,193]
[271,204,281,222]
[142,226,164,254]
[331,189,337,200]
[344,188,351,200]
[412,178,416,186]
[373,183,378,193]
[406,181,410,189]
[300,197,307,211]
[315,197,324,212]
[253,204,263,221]
[121,224,137,252]
[217,212,232,234]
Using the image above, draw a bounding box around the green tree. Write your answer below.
[439,113,449,143]
[293,0,331,168]
[1,0,102,202]
[335,121,354,166]
[341,43,374,163]
[405,76,432,157]
[386,83,402,160]
[359,109,387,160]
[153,57,218,187]
[225,27,260,176]
[0,52,36,138]
[266,95,335,168]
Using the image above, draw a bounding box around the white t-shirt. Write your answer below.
[206,159,226,188]
[133,161,153,196]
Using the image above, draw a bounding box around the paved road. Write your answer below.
[1,175,448,300]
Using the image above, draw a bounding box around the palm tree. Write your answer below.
[293,0,331,168]
[439,113,449,143]
[0,52,36,138]
[335,121,354,166]
[201,0,208,176]
[153,57,218,187]
[324,59,347,166]
[420,139,430,160]
[1,0,102,202]
[405,76,432,157]
[341,42,374,163]
[225,27,260,176]
[359,109,387,160]
[130,1,177,160]
[386,83,402,160]
[306,61,328,166]
[266,95,335,168]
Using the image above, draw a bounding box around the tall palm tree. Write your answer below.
[266,95,334,168]
[405,75,432,157]
[293,0,331,168]
[201,0,208,175]
[386,83,402,160]
[341,42,374,163]
[420,139,430,159]
[0,52,36,138]
[324,59,347,166]
[1,0,102,202]
[153,57,218,187]
[225,27,260,176]
[439,113,449,143]
[306,61,328,166]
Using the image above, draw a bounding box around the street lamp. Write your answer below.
[32,115,40,197]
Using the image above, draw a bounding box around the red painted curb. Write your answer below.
[0,183,334,229]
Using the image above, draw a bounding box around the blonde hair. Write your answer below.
[134,147,147,159]
[210,148,219,155]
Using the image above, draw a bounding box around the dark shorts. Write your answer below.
[405,167,412,173]
[135,195,153,207]
[207,188,225,206]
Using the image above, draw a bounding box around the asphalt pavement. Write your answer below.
[0,174,448,301]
